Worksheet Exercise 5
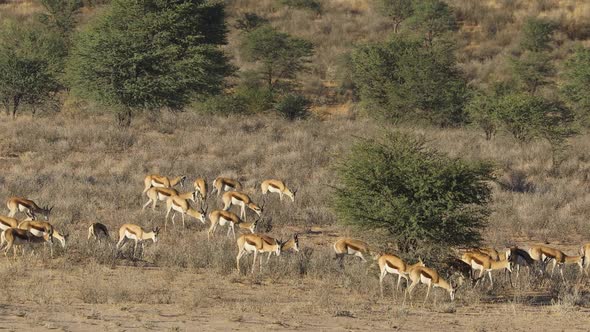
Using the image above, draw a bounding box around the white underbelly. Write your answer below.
[152,181,166,188]
[268,187,281,194]
[224,185,234,191]
[0,223,12,231]
[28,229,45,237]
[231,198,244,206]
[420,275,432,285]
[471,262,484,271]
[347,248,359,255]
[244,243,257,253]
[124,231,139,241]
[172,205,184,213]
[18,205,29,212]
[385,266,401,275]
[157,193,169,201]
[219,217,231,226]
[541,254,553,261]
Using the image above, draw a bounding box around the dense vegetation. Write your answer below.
[333,132,494,255]
[1,0,589,127]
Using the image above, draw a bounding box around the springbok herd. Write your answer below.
[2,173,590,304]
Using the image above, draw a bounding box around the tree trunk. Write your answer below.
[393,20,400,33]
[3,98,9,116]
[267,68,273,91]
[12,95,20,119]
[116,109,132,127]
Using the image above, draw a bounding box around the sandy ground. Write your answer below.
[2,261,590,332]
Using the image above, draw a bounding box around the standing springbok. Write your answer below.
[222,191,262,220]
[142,174,186,193]
[406,266,455,303]
[7,197,52,220]
[88,222,110,242]
[116,224,159,258]
[0,228,53,257]
[142,187,195,211]
[194,178,208,201]
[236,233,285,274]
[211,177,242,196]
[260,179,297,202]
[333,238,377,266]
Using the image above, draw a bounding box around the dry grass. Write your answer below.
[224,0,590,105]
[0,112,589,328]
[1,112,590,278]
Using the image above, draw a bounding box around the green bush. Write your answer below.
[235,81,275,114]
[0,20,64,118]
[274,93,310,120]
[466,91,500,140]
[497,93,574,142]
[66,0,233,124]
[349,35,468,126]
[409,0,457,45]
[196,94,247,115]
[520,17,556,52]
[511,51,554,95]
[373,0,413,33]
[562,46,590,124]
[240,26,313,91]
[333,132,493,252]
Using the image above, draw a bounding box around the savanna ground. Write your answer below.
[1,112,590,330]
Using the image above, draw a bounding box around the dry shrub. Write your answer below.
[497,169,536,193]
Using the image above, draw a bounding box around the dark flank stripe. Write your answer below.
[346,243,363,252]
[125,227,138,237]
[385,260,401,270]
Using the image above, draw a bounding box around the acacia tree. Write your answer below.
[409,0,457,46]
[333,132,493,253]
[0,21,63,118]
[350,35,468,126]
[520,17,556,52]
[562,46,590,123]
[497,93,576,169]
[240,26,313,91]
[374,0,413,33]
[510,17,556,96]
[511,51,554,95]
[37,0,82,39]
[67,0,233,125]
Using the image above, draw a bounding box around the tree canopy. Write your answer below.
[0,21,64,117]
[66,0,233,123]
[240,25,313,91]
[333,132,493,252]
[350,35,468,126]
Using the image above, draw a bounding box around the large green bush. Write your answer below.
[374,0,413,33]
[66,0,233,124]
[240,26,313,92]
[0,21,64,118]
[274,93,310,120]
[496,93,575,142]
[333,132,493,252]
[350,35,468,126]
[562,46,590,124]
[520,17,556,52]
[466,91,500,140]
